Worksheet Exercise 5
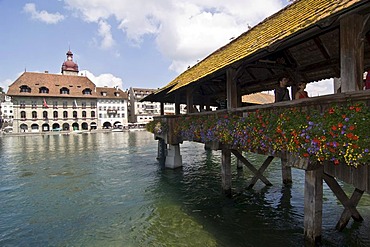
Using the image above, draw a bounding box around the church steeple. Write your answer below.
[61,50,79,76]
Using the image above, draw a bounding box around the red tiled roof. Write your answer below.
[96,87,128,99]
[7,72,97,98]
[242,93,275,105]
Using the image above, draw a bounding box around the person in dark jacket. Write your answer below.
[274,77,291,102]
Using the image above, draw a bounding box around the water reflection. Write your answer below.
[0,132,369,246]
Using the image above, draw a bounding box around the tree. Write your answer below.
[0,87,3,93]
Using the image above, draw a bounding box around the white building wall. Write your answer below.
[1,95,14,124]
[97,99,128,128]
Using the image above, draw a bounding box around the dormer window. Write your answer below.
[60,87,70,95]
[39,87,49,94]
[83,88,92,95]
[101,92,107,96]
[20,85,31,93]
[114,92,120,97]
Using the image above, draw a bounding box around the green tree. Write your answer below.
[0,87,3,93]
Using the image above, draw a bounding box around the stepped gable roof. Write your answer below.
[96,87,128,99]
[7,72,97,98]
[151,0,364,100]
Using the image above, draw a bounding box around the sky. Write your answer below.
[0,0,333,96]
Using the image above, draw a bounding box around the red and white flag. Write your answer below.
[43,98,49,108]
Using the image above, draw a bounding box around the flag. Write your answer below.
[43,98,49,108]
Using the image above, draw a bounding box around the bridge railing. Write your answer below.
[152,90,370,167]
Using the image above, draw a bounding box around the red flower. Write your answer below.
[338,123,343,128]
[303,153,309,157]
[347,133,354,139]
[329,108,335,114]
[349,125,355,131]
[334,159,340,165]
[331,125,337,131]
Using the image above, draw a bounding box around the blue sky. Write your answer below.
[0,0,332,95]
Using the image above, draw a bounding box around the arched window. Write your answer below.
[60,87,70,95]
[82,88,92,95]
[21,111,26,119]
[73,111,77,118]
[82,111,87,118]
[32,111,37,119]
[91,111,96,118]
[43,111,48,119]
[20,85,31,93]
[63,111,68,119]
[39,87,49,93]
[53,111,58,119]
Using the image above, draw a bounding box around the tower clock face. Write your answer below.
[67,56,72,61]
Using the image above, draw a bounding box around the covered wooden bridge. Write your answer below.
[144,0,370,243]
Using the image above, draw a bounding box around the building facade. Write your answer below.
[0,94,14,129]
[7,50,127,133]
[96,87,129,129]
[127,87,187,124]
[128,87,160,124]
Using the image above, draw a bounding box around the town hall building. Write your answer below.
[7,50,128,133]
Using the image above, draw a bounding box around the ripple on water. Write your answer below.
[0,132,369,246]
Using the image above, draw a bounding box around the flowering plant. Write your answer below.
[146,120,167,135]
[168,102,370,167]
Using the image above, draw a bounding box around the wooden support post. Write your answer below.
[336,188,364,231]
[281,153,292,185]
[186,88,194,114]
[231,150,272,188]
[199,104,204,112]
[304,166,323,244]
[323,173,364,230]
[160,102,164,115]
[248,156,274,188]
[175,94,180,115]
[340,14,364,92]
[221,148,232,197]
[236,153,243,170]
[226,68,238,109]
[156,138,167,165]
[205,96,211,111]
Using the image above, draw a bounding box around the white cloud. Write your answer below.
[307,79,334,97]
[63,0,284,72]
[23,3,65,24]
[98,20,115,49]
[0,79,13,92]
[82,70,123,89]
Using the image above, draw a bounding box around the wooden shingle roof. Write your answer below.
[159,0,363,95]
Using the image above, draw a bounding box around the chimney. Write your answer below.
[44,71,49,74]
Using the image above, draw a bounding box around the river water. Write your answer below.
[0,131,369,246]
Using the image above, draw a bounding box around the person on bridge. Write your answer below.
[295,82,309,99]
[274,77,291,102]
